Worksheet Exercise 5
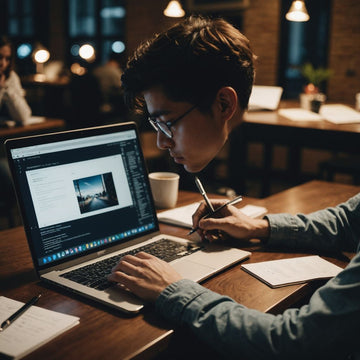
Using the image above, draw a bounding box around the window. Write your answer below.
[278,0,331,98]
[1,0,50,75]
[67,0,126,66]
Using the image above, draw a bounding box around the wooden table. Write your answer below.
[229,101,360,197]
[0,118,65,140]
[0,180,358,360]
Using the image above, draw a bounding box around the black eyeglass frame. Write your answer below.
[148,104,197,138]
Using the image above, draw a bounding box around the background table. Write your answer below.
[0,180,358,359]
[0,118,65,140]
[229,102,360,197]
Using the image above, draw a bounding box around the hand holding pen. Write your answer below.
[190,177,242,236]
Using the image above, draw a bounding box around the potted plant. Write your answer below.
[300,63,333,111]
[301,62,333,94]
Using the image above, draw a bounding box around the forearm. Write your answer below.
[266,193,360,252]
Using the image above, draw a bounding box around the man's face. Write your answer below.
[143,87,228,173]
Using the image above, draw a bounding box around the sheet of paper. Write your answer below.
[242,255,342,288]
[278,108,323,121]
[158,202,267,228]
[0,296,79,359]
[319,104,360,124]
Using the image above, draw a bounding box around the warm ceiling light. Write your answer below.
[286,0,310,22]
[164,1,185,18]
[32,46,50,80]
[79,44,95,61]
[34,49,50,64]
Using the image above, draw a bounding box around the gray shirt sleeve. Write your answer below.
[155,193,360,359]
[266,193,360,253]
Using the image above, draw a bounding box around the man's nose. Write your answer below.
[157,131,173,150]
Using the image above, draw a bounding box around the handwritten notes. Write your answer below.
[0,296,79,359]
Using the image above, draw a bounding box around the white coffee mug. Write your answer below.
[149,172,179,209]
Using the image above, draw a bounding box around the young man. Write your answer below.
[108,16,360,359]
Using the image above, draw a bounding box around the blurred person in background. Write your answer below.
[0,35,31,125]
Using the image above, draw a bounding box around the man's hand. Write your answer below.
[107,252,183,302]
[192,199,270,242]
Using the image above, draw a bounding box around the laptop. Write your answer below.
[5,122,251,314]
[248,85,283,111]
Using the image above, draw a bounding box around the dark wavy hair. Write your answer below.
[122,15,256,113]
[0,35,14,79]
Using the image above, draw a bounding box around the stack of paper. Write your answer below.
[158,202,267,228]
[319,104,360,124]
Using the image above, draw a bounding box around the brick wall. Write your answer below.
[125,0,179,56]
[327,0,360,104]
[125,0,281,86]
[242,0,281,86]
[125,0,360,104]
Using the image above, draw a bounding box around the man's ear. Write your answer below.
[215,87,238,122]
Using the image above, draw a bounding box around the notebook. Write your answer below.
[5,122,250,314]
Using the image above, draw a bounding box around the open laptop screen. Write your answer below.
[6,123,158,270]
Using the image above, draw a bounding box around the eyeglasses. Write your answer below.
[148,104,197,138]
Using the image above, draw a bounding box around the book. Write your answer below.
[0,296,80,359]
[241,255,343,288]
[158,202,267,228]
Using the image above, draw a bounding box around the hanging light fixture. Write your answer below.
[32,44,50,81]
[164,1,185,18]
[286,0,310,22]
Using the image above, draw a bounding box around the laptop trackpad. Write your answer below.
[172,259,214,281]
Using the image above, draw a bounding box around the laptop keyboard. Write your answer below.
[60,238,203,291]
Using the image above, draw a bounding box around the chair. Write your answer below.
[319,154,360,185]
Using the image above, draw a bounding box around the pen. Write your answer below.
[194,176,215,213]
[0,294,41,332]
[187,195,243,235]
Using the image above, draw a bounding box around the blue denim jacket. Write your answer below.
[156,193,360,359]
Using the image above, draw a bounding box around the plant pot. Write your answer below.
[300,92,326,112]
